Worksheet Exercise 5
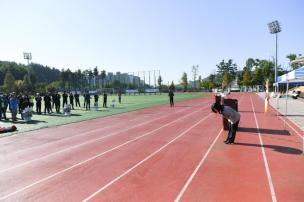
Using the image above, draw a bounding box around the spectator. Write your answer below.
[75,92,80,107]
[9,93,18,122]
[103,93,108,108]
[35,93,42,114]
[62,91,68,107]
[69,93,74,110]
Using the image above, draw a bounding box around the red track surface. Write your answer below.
[0,93,303,202]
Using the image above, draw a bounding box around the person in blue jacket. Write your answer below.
[9,93,18,122]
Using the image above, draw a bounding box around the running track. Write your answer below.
[0,93,303,202]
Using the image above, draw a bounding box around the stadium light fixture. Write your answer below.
[267,20,281,92]
[23,52,32,65]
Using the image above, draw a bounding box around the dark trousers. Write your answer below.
[0,108,6,120]
[75,99,80,107]
[55,103,60,113]
[169,97,174,107]
[45,103,51,114]
[227,121,239,143]
[70,101,74,109]
[36,103,41,114]
[86,101,90,110]
[63,100,68,107]
[103,101,107,108]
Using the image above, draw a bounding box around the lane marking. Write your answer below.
[174,128,223,202]
[1,115,146,156]
[0,96,213,149]
[250,96,277,202]
[0,102,211,173]
[0,97,199,151]
[82,113,213,202]
[257,92,303,137]
[175,94,244,201]
[0,105,208,200]
[278,116,303,138]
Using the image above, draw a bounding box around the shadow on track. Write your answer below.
[238,127,290,136]
[234,142,302,155]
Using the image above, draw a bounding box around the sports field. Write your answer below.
[0,92,303,201]
[0,93,204,136]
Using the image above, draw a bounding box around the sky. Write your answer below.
[0,0,303,84]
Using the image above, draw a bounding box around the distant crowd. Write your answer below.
[0,91,122,122]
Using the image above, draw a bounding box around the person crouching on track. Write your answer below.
[211,103,240,144]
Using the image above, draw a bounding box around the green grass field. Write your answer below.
[0,93,206,136]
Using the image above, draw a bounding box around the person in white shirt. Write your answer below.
[211,103,240,144]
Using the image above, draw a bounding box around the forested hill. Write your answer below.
[0,61,60,85]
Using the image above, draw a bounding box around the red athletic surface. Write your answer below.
[0,93,303,202]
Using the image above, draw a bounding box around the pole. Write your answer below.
[275,33,279,118]
[284,76,289,129]
[275,33,278,93]
[154,70,156,88]
[143,71,146,87]
[149,71,151,87]
[137,71,140,89]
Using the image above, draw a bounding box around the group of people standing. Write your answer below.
[0,91,118,122]
[0,92,34,122]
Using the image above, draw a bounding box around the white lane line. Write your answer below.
[2,115,146,156]
[0,103,210,173]
[250,96,277,202]
[174,128,223,202]
[0,97,194,151]
[0,106,206,200]
[82,113,213,202]
[278,116,303,138]
[174,95,245,201]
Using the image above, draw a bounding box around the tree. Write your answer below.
[259,60,274,85]
[216,59,238,80]
[14,80,25,92]
[192,65,199,88]
[23,74,33,92]
[242,68,251,91]
[66,69,72,90]
[60,69,68,90]
[251,67,263,86]
[198,75,202,90]
[100,70,106,89]
[286,53,298,70]
[157,75,163,92]
[170,81,175,91]
[93,66,99,89]
[245,58,258,71]
[180,72,188,92]
[3,70,16,92]
[222,71,231,90]
[208,74,216,88]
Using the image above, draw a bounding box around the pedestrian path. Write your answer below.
[257,92,304,131]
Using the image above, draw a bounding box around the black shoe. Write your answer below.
[224,140,229,143]
[225,141,234,144]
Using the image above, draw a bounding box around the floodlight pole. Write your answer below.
[267,20,281,93]
[23,52,32,79]
[275,33,278,93]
